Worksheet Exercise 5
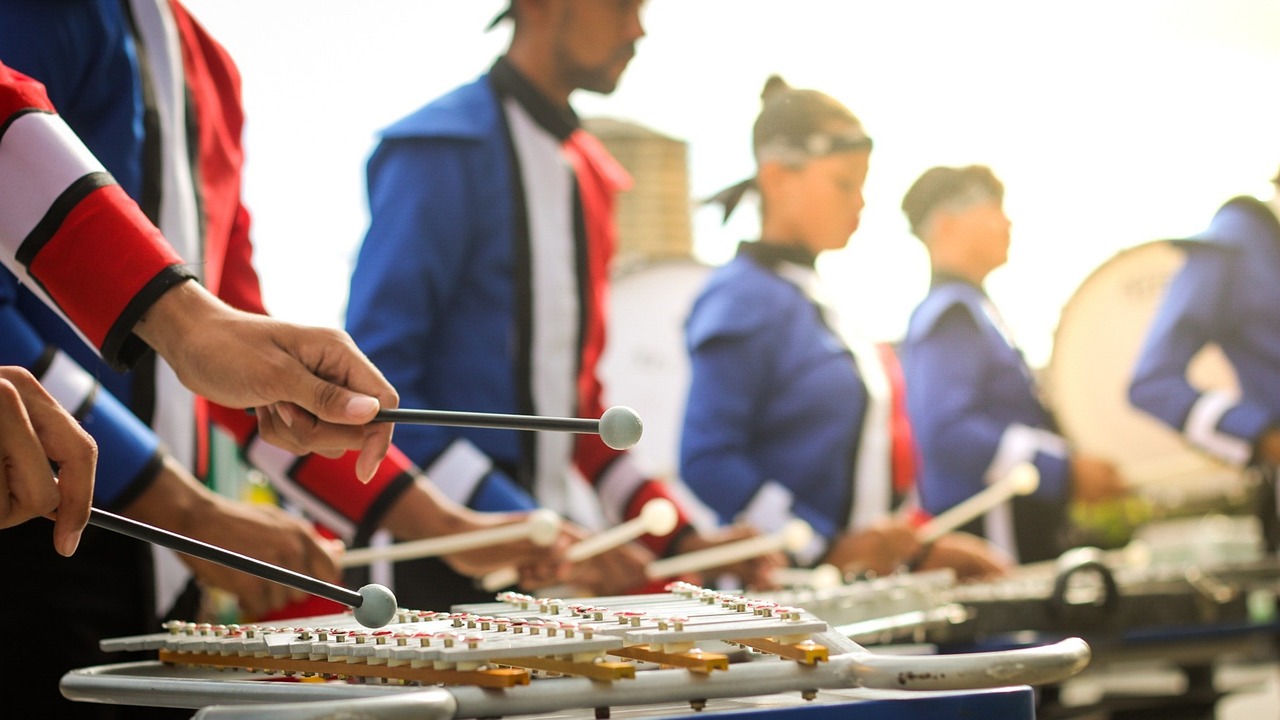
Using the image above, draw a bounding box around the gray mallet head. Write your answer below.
[353,583,398,628]
[599,405,643,450]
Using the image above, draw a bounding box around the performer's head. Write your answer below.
[497,0,646,104]
[709,75,873,256]
[901,164,1010,283]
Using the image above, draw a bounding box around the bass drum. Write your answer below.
[1043,240,1245,507]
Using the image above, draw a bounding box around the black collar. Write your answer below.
[738,240,818,270]
[489,56,579,142]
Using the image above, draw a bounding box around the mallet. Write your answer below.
[340,509,562,567]
[248,405,644,450]
[87,508,397,628]
[645,518,814,580]
[916,463,1041,544]
[478,498,679,592]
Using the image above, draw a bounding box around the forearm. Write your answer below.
[380,477,518,541]
[120,454,220,537]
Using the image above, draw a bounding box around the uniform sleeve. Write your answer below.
[1128,244,1266,466]
[347,139,477,471]
[0,60,191,369]
[906,303,1069,515]
[0,274,162,510]
[681,325,778,525]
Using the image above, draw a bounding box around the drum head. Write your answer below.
[600,258,712,484]
[1044,240,1243,504]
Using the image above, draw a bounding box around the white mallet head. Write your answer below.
[353,583,398,628]
[807,563,843,590]
[528,508,563,547]
[639,498,680,537]
[599,405,643,450]
[781,519,815,553]
[1009,463,1041,496]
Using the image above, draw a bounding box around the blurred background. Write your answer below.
[181,0,1280,367]
[188,0,1280,531]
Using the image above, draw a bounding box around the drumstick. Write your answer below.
[645,519,814,580]
[916,463,1040,544]
[86,508,397,628]
[477,498,679,592]
[246,405,643,450]
[340,508,562,567]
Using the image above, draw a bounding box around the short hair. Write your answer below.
[752,75,871,167]
[901,165,1005,239]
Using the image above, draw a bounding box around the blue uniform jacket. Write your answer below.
[346,70,535,512]
[680,248,865,559]
[1129,196,1280,467]
[902,276,1070,562]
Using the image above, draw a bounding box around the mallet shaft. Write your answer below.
[88,507,363,608]
[371,408,598,434]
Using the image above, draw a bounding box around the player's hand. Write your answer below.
[671,524,788,591]
[125,456,343,619]
[1070,455,1128,504]
[564,527,656,596]
[916,532,1013,582]
[823,518,920,577]
[0,366,96,556]
[135,283,397,482]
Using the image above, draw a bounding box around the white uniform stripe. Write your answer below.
[127,0,201,275]
[986,423,1066,485]
[981,423,1065,562]
[128,0,200,484]
[248,436,357,541]
[0,112,106,262]
[424,438,494,505]
[1185,390,1251,467]
[39,351,98,415]
[983,505,1018,564]
[504,98,585,521]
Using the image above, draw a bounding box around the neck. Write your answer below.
[505,45,572,108]
[925,236,991,286]
[931,261,987,286]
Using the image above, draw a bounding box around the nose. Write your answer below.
[628,3,647,42]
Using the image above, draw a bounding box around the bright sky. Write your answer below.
[183,0,1280,372]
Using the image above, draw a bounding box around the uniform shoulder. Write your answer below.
[379,74,500,142]
[686,258,806,346]
[905,282,985,342]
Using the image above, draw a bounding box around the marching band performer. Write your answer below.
[347,0,779,603]
[0,5,567,716]
[680,76,1010,582]
[1128,167,1280,550]
[0,57,397,558]
[899,164,1129,564]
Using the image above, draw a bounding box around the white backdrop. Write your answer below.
[183,0,1280,370]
